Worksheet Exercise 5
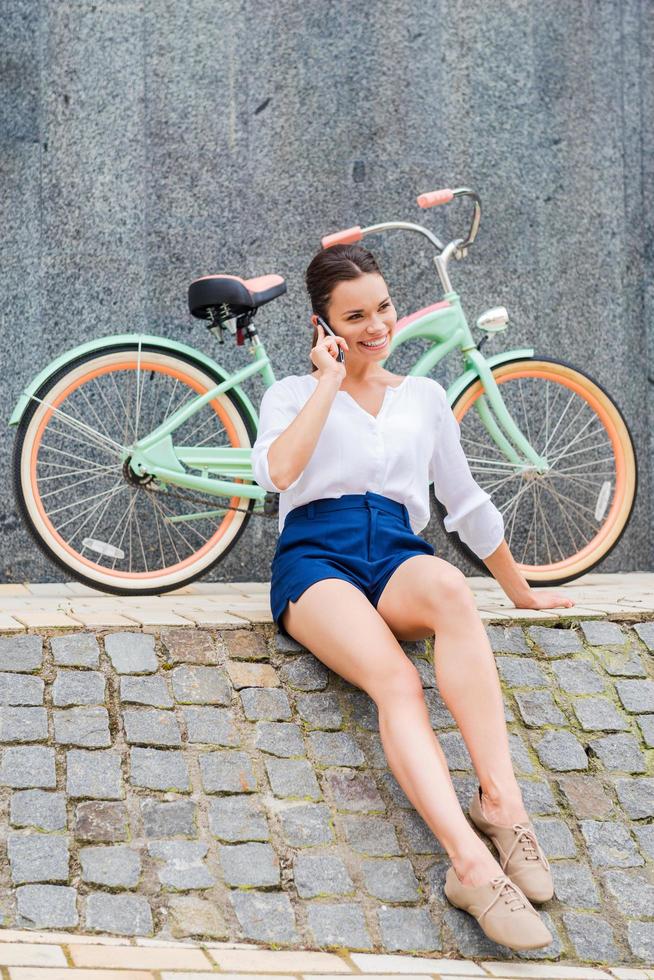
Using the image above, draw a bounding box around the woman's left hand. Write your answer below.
[513,590,576,610]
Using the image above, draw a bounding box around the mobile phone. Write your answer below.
[314,314,345,363]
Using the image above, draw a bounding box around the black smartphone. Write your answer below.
[314,314,345,363]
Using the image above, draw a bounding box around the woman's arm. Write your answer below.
[251,375,341,493]
[482,539,574,610]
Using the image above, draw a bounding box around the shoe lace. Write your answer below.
[479,874,528,919]
[504,823,551,871]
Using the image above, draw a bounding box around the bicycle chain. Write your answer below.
[148,483,279,519]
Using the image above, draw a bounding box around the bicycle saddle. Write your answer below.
[188,273,286,320]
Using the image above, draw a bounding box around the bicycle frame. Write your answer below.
[10,219,547,523]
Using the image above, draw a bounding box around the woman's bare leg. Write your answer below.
[282,577,504,886]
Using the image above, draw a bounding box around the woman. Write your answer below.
[251,243,574,951]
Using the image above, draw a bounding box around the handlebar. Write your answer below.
[321,186,482,259]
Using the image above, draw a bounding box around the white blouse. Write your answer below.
[251,373,505,560]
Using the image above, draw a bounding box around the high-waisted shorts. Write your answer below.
[270,490,436,638]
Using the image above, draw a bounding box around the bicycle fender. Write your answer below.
[445,347,535,405]
[8,333,261,429]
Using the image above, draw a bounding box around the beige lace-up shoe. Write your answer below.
[469,785,554,903]
[444,865,553,950]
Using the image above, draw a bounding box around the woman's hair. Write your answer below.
[304,243,383,372]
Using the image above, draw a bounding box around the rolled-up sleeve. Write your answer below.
[429,386,505,559]
[251,381,304,493]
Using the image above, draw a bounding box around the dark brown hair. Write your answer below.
[305,243,383,372]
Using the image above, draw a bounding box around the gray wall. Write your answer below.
[1,0,652,585]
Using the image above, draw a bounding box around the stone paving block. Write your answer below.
[168,894,228,938]
[362,857,420,901]
[378,771,413,808]
[208,794,270,842]
[240,687,292,720]
[230,889,299,943]
[531,818,577,858]
[407,652,435,688]
[80,845,141,887]
[52,670,105,707]
[148,840,215,889]
[579,820,644,867]
[580,620,627,646]
[0,672,44,705]
[514,690,566,727]
[633,621,654,651]
[67,749,123,799]
[74,802,129,842]
[308,730,365,767]
[633,824,654,860]
[561,911,620,962]
[295,692,343,730]
[306,901,372,949]
[615,679,654,713]
[322,768,385,812]
[223,628,269,661]
[0,634,43,671]
[517,777,558,815]
[265,756,321,799]
[495,656,549,687]
[603,868,654,916]
[344,690,380,731]
[528,625,583,656]
[292,851,354,898]
[0,706,48,742]
[485,625,529,653]
[141,798,197,838]
[227,660,279,688]
[123,708,182,747]
[254,720,304,757]
[596,646,647,677]
[279,802,333,846]
[551,861,601,908]
[637,713,654,747]
[614,777,654,819]
[161,628,218,665]
[104,632,157,674]
[627,921,654,961]
[199,750,256,793]
[7,834,69,883]
[50,633,99,668]
[183,706,239,745]
[171,664,231,705]
[551,659,606,694]
[273,631,304,654]
[16,884,78,928]
[130,747,190,792]
[342,815,401,855]
[556,775,615,819]
[534,730,588,770]
[0,745,56,788]
[85,891,153,935]
[119,675,173,707]
[279,654,329,691]
[53,706,111,747]
[439,731,473,770]
[218,840,279,886]
[397,810,445,855]
[572,696,630,731]
[10,789,67,831]
[377,906,441,952]
[588,733,647,772]
[507,732,535,773]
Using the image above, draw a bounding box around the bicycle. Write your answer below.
[10,186,637,595]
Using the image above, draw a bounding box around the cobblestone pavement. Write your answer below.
[0,574,652,972]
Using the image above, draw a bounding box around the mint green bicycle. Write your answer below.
[11,186,637,595]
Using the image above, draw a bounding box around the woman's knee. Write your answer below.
[369,660,425,706]
[429,565,476,618]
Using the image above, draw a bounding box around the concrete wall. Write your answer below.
[1,0,652,584]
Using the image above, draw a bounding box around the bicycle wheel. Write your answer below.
[14,343,257,594]
[433,356,637,585]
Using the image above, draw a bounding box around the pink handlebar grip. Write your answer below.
[416,189,454,209]
[321,225,363,249]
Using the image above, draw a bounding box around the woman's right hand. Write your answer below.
[310,322,348,385]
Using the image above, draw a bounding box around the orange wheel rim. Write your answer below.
[30,359,247,579]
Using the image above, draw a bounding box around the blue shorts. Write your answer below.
[270,490,436,638]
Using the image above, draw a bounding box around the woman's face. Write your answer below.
[318,272,397,362]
